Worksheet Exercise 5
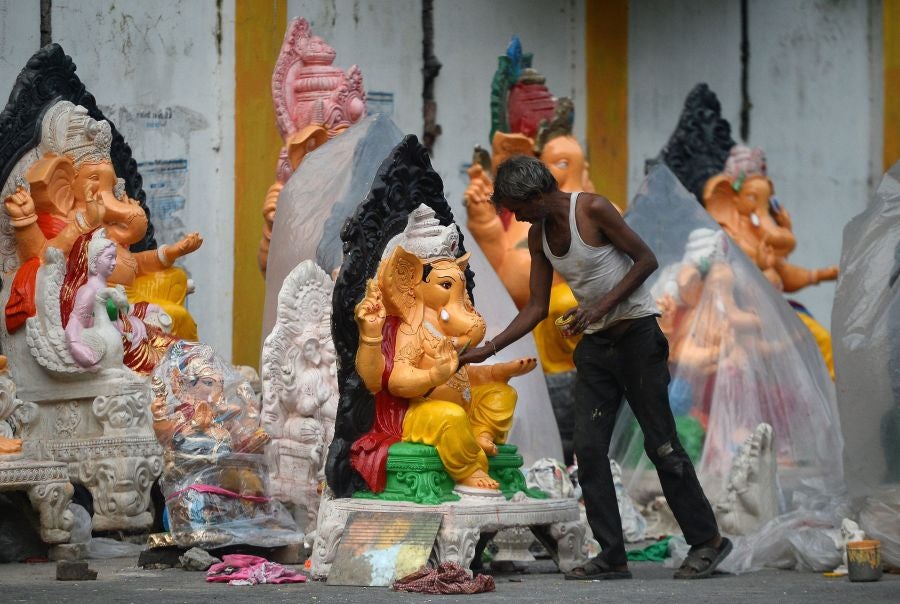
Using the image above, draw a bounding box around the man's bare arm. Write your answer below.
[564,195,658,334]
[458,223,553,365]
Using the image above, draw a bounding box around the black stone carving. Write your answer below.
[326,134,475,498]
[0,43,156,251]
[647,83,736,204]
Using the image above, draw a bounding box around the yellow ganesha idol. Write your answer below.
[350,205,536,496]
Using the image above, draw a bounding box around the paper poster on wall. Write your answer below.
[366,91,394,117]
[101,104,207,247]
[138,158,189,247]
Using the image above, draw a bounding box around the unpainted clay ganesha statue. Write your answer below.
[703,145,838,293]
[258,17,366,273]
[351,206,536,494]
[3,101,202,339]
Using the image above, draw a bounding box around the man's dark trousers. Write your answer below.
[573,315,719,566]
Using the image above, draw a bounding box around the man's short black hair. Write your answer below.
[491,155,558,207]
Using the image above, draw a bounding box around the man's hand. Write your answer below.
[458,345,494,366]
[562,299,613,336]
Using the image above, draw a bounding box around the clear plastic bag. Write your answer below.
[612,167,844,508]
[151,342,303,548]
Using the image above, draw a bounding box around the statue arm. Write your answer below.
[775,259,838,293]
[63,289,100,368]
[133,233,203,276]
[464,164,508,272]
[354,279,386,393]
[388,335,457,399]
[258,182,283,273]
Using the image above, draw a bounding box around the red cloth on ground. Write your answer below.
[392,562,495,594]
[350,316,408,492]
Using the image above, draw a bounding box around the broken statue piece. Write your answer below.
[714,423,778,536]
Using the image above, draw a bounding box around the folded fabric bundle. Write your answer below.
[206,554,306,585]
[392,561,495,594]
[627,537,673,562]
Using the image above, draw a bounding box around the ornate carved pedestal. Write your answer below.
[14,375,163,532]
[0,457,73,543]
[310,495,587,579]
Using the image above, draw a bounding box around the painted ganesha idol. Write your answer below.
[352,206,536,497]
[326,136,544,504]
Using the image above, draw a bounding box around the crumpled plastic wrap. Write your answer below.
[832,161,900,565]
[667,505,844,574]
[152,342,303,549]
[611,166,844,509]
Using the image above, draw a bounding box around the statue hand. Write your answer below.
[429,337,458,385]
[813,265,839,283]
[490,357,537,383]
[463,164,495,223]
[4,187,37,227]
[355,279,385,339]
[166,232,203,262]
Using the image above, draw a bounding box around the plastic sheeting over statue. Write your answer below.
[832,161,900,565]
[150,342,302,548]
[610,167,844,509]
[262,114,403,335]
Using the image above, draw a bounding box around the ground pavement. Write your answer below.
[0,557,897,603]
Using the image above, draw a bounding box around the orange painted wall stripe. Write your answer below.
[233,0,287,368]
[885,0,900,170]
[585,0,628,210]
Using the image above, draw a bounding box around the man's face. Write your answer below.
[500,196,543,224]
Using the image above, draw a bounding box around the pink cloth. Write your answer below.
[206,554,306,585]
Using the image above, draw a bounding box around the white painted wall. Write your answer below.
[0,1,40,97]
[48,0,236,359]
[629,0,879,328]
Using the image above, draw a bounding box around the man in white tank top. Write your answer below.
[460,156,731,580]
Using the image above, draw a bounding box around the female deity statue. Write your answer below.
[61,227,178,374]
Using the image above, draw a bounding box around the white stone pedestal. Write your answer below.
[0,457,74,543]
[311,495,587,579]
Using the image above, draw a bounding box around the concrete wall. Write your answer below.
[0,0,236,358]
[0,1,40,95]
[629,0,880,327]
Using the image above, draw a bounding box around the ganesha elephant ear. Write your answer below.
[378,245,426,331]
[703,175,741,230]
[25,153,76,217]
[286,124,328,171]
[455,252,471,272]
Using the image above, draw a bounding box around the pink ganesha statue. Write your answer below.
[259,17,366,273]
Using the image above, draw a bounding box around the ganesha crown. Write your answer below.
[382,204,460,262]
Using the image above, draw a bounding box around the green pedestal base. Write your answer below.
[352,442,548,505]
